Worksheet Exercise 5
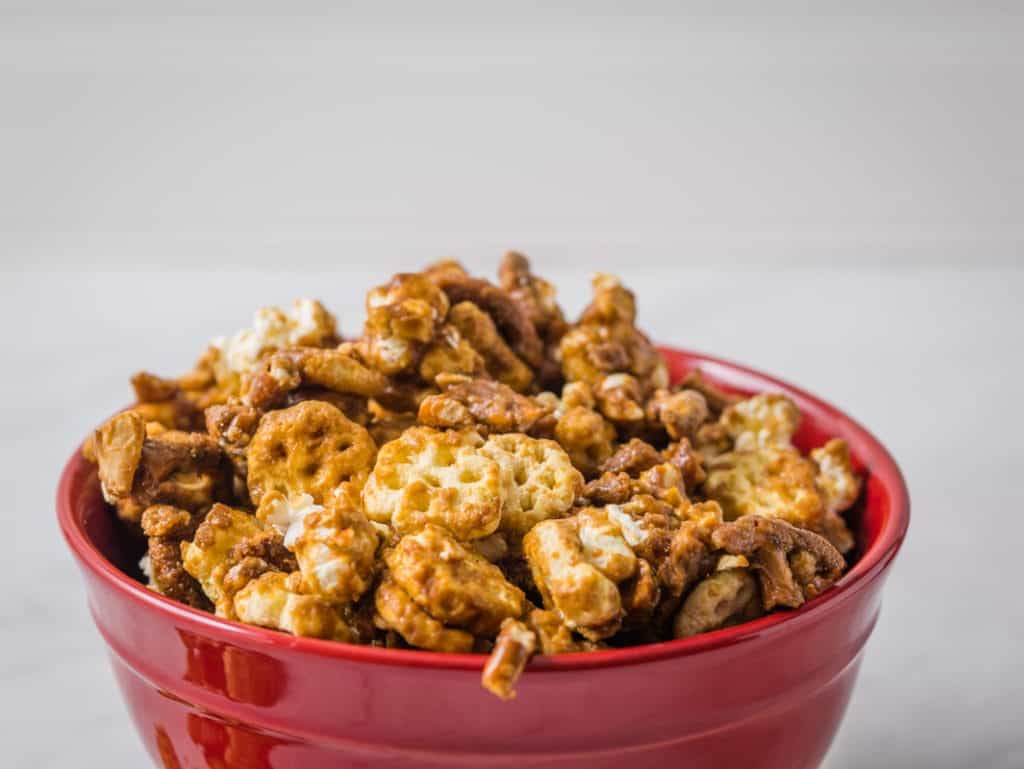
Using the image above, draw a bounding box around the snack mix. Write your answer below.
[83,253,861,699]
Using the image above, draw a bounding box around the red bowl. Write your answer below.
[58,348,909,769]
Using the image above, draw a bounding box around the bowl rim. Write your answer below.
[58,346,910,673]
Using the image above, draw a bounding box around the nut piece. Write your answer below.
[373,574,475,652]
[711,516,845,610]
[448,302,534,391]
[481,618,537,700]
[384,525,526,637]
[182,504,266,609]
[672,569,759,638]
[234,571,352,641]
[480,433,583,539]
[140,504,207,608]
[417,374,551,435]
[362,427,503,541]
[246,400,377,506]
[646,388,710,441]
[93,411,146,504]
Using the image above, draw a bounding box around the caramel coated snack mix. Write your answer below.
[83,253,861,699]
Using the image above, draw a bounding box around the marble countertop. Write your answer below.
[2,265,1021,768]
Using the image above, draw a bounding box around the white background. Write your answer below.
[1,3,1022,768]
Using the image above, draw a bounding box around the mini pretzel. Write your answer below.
[418,374,551,435]
[246,400,377,506]
[480,433,583,539]
[362,427,503,541]
[711,515,845,610]
[384,525,525,637]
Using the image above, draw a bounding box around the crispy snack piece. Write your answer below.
[645,388,710,441]
[208,299,339,394]
[559,274,668,403]
[93,411,147,504]
[672,569,760,638]
[711,516,845,610]
[205,403,261,485]
[373,573,475,652]
[448,302,534,391]
[720,393,801,451]
[181,504,267,610]
[480,433,583,539]
[678,369,740,416]
[130,371,205,431]
[362,427,502,541]
[417,324,488,384]
[481,618,536,700]
[363,273,450,375]
[140,504,208,609]
[246,400,377,506]
[523,513,629,641]
[418,374,551,435]
[91,411,227,522]
[593,373,646,425]
[245,347,390,411]
[384,525,526,638]
[234,570,352,641]
[429,272,544,368]
[257,490,380,604]
[550,383,617,478]
[810,439,860,554]
[703,446,827,534]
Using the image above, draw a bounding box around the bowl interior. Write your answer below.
[61,347,909,667]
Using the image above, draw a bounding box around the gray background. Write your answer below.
[1,3,1022,768]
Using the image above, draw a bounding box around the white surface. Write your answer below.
[1,3,1022,270]
[1,265,1022,768]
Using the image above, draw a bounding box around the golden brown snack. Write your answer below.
[234,570,352,641]
[362,427,502,541]
[246,400,377,506]
[256,490,380,604]
[704,447,819,525]
[720,393,801,452]
[417,374,551,435]
[384,525,526,638]
[245,347,390,411]
[130,371,205,431]
[140,504,208,609]
[416,324,488,384]
[497,251,568,345]
[559,274,668,405]
[677,369,740,416]
[523,513,629,641]
[448,302,534,391]
[672,569,760,638]
[810,439,860,554]
[480,433,583,539]
[363,273,450,375]
[181,504,267,612]
[481,618,536,700]
[711,516,845,610]
[373,573,475,652]
[92,411,147,505]
[645,388,710,442]
[429,271,544,369]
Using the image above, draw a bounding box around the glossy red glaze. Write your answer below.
[58,348,909,769]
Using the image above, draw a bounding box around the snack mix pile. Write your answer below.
[83,253,861,699]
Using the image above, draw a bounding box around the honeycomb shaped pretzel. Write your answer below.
[362,427,502,541]
[246,400,377,506]
[479,433,582,539]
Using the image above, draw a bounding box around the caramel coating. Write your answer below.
[417,374,551,435]
[672,569,759,638]
[247,400,376,506]
[362,427,502,541]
